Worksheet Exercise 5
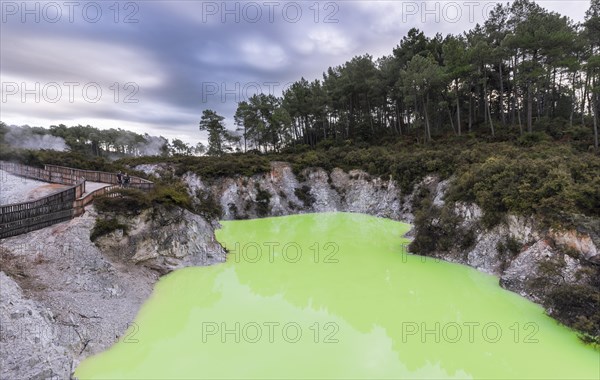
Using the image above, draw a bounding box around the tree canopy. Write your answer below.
[221,0,599,152]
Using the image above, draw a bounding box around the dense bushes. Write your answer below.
[150,182,193,210]
[90,218,128,241]
[294,185,315,208]
[545,281,600,346]
[255,185,272,217]
[0,147,117,171]
[408,185,476,256]
[193,189,222,220]
[94,182,194,215]
[118,153,271,179]
[5,130,598,231]
[94,188,150,215]
[448,146,600,227]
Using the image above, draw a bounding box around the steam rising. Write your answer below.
[5,125,67,151]
[136,135,168,156]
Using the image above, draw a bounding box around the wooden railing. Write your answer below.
[44,164,154,190]
[0,193,80,239]
[0,161,154,239]
[73,185,120,217]
[0,161,84,186]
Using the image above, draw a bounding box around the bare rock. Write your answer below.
[95,207,226,273]
[0,272,71,380]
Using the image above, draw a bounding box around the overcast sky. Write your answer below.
[0,0,591,145]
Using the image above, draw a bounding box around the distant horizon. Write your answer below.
[1,0,591,146]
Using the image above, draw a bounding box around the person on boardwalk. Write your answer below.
[116,171,123,187]
[123,173,130,188]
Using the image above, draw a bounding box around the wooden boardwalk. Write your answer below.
[0,162,154,239]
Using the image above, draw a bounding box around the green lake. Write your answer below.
[75,212,599,379]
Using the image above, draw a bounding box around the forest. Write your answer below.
[198,0,600,154]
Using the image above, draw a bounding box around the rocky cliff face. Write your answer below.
[439,199,598,300]
[94,206,225,275]
[182,162,413,222]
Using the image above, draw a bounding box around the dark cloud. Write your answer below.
[0,0,590,144]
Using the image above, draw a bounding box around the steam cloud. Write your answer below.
[4,125,68,151]
[136,135,168,156]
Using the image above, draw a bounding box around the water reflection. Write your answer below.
[76,213,599,379]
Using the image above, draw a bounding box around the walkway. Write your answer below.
[0,170,69,205]
[0,170,111,205]
[0,162,153,239]
[80,181,112,198]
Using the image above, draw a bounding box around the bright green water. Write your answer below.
[75,213,599,379]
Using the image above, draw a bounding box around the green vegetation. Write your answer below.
[446,143,600,228]
[94,189,151,215]
[255,185,272,217]
[94,178,195,221]
[198,109,238,156]
[294,185,315,208]
[193,189,223,220]
[0,122,200,158]
[543,270,600,346]
[90,218,129,242]
[150,182,194,211]
[408,186,476,256]
[0,146,118,172]
[3,122,597,230]
[119,153,271,179]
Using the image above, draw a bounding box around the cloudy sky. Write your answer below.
[0,0,591,145]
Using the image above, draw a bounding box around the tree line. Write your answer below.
[201,0,599,154]
[0,122,206,157]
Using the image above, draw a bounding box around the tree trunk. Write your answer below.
[499,61,505,126]
[244,125,248,153]
[424,95,431,142]
[593,92,599,152]
[591,72,599,152]
[448,106,456,135]
[484,72,494,137]
[527,83,533,133]
[456,80,461,136]
[582,69,590,126]
[468,91,473,133]
[551,67,558,118]
[511,53,519,127]
[367,97,374,134]
[396,107,402,136]
[570,71,577,128]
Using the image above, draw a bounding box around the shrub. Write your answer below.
[517,132,551,147]
[90,218,128,241]
[194,189,223,220]
[94,188,150,215]
[545,283,600,346]
[409,194,475,256]
[294,185,315,208]
[149,183,193,210]
[255,186,272,217]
